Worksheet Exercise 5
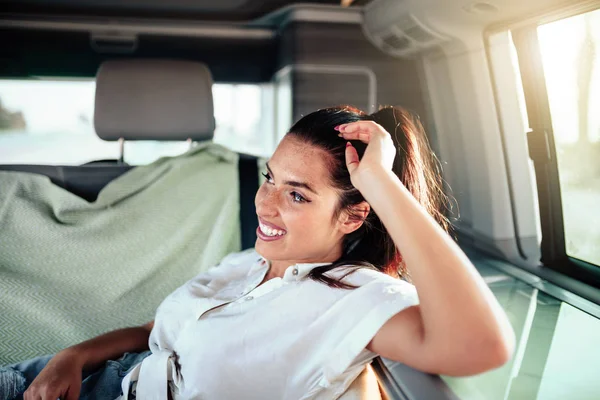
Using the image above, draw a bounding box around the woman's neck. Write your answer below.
[261,247,343,283]
[262,260,293,281]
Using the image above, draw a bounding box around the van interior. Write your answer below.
[1,0,599,399]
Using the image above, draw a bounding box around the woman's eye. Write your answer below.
[261,172,273,183]
[291,192,307,203]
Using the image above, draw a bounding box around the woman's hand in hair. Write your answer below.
[336,121,397,188]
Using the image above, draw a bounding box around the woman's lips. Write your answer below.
[258,217,286,231]
[257,218,287,241]
[256,226,285,241]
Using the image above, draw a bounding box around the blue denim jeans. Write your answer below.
[0,351,151,400]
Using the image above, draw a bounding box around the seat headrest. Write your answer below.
[94,59,215,141]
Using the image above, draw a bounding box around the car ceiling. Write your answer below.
[0,0,370,21]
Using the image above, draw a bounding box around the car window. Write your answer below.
[0,79,275,165]
[504,6,600,287]
[537,9,600,267]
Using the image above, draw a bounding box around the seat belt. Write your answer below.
[238,154,259,250]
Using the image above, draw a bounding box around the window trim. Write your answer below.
[511,20,600,289]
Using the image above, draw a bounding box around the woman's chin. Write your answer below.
[255,241,285,260]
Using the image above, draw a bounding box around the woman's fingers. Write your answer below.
[338,120,380,133]
[65,385,80,400]
[338,129,371,143]
[337,120,386,143]
[338,120,396,176]
[345,142,360,174]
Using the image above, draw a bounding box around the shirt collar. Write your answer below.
[287,262,332,280]
[249,256,269,275]
[254,256,331,281]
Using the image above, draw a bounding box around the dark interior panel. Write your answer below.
[0,0,342,22]
[0,28,278,82]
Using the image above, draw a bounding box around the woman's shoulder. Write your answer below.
[325,265,418,300]
[172,248,260,293]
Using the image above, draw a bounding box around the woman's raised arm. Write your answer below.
[338,121,514,377]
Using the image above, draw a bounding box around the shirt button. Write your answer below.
[245,296,254,301]
[292,267,299,276]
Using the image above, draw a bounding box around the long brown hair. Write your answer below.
[286,105,450,289]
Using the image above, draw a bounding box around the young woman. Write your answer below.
[1,106,514,400]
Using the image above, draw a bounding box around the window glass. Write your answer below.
[0,79,274,165]
[537,9,600,266]
[212,83,274,157]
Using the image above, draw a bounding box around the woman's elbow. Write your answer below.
[445,329,516,377]
[487,328,516,370]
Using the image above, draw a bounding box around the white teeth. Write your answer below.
[260,223,286,237]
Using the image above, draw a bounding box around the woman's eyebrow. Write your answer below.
[266,162,319,195]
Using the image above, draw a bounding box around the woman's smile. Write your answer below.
[256,225,286,241]
[257,217,287,240]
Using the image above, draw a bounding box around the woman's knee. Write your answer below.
[5,354,54,382]
[0,354,55,399]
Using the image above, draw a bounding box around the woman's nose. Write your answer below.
[255,190,278,217]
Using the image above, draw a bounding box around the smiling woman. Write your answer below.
[1,105,514,400]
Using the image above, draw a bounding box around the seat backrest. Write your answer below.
[0,59,258,247]
[94,58,258,248]
[0,164,133,202]
[0,59,216,197]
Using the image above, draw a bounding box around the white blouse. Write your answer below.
[117,249,419,400]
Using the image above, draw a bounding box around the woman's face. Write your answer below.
[254,135,353,266]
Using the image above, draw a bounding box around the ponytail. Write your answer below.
[370,107,449,233]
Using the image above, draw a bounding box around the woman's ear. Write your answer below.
[339,201,370,234]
